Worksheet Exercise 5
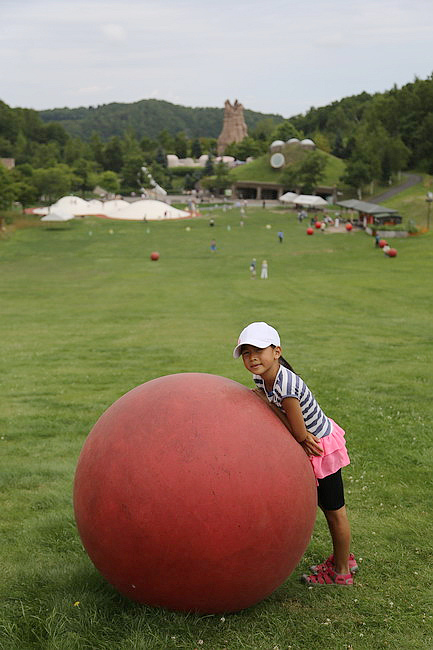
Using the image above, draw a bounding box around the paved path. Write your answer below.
[370,173,422,203]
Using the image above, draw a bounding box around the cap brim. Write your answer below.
[233,338,272,359]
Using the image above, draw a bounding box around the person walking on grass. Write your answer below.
[249,258,257,278]
[260,260,268,279]
[233,322,357,586]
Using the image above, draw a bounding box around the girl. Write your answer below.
[233,321,357,586]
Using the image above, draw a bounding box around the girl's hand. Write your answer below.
[300,432,323,457]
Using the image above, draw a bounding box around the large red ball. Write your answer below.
[74,373,316,613]
[306,227,314,235]
[387,248,397,257]
[345,223,353,231]
[150,251,160,261]
[315,221,322,229]
[379,239,387,248]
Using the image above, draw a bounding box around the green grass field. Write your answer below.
[1,206,432,649]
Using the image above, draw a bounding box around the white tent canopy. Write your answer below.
[279,192,299,204]
[41,211,75,222]
[293,195,328,208]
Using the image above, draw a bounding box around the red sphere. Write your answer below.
[345,223,353,231]
[150,251,160,261]
[387,248,397,257]
[379,239,387,248]
[307,227,314,235]
[74,373,316,614]
[315,221,322,229]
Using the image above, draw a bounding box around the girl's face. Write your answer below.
[240,344,281,377]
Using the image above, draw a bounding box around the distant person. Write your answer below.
[210,239,217,252]
[262,200,266,209]
[260,260,268,279]
[375,234,380,247]
[209,218,215,227]
[278,231,284,243]
[249,258,257,278]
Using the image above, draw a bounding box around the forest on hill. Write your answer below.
[38,100,284,141]
[0,75,432,207]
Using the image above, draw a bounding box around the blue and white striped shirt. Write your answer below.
[254,365,331,438]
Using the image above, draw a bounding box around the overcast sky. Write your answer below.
[1,0,433,118]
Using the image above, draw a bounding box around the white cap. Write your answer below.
[233,322,280,359]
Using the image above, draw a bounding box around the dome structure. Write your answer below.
[103,199,189,221]
[287,138,300,144]
[50,195,91,216]
[270,140,285,152]
[300,138,315,150]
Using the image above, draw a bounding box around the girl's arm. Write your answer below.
[281,397,323,457]
[251,389,323,457]
[251,388,292,428]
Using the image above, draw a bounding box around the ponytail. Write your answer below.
[279,355,296,373]
[270,345,296,373]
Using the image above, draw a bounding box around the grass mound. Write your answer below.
[230,147,346,187]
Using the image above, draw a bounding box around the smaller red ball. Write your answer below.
[150,252,160,261]
[379,239,387,248]
[387,248,397,257]
[315,221,321,229]
[345,223,353,231]
[306,228,314,235]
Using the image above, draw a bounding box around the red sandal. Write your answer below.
[310,552,358,575]
[301,567,353,586]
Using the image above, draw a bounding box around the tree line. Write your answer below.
[1,75,432,207]
[290,74,433,190]
[38,99,284,141]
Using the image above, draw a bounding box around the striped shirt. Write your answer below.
[254,365,331,438]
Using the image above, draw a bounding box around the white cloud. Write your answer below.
[77,84,114,96]
[101,24,127,42]
[1,0,433,115]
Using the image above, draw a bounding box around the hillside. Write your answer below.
[290,75,433,172]
[38,99,284,141]
[230,148,346,187]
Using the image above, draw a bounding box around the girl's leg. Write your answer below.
[323,505,351,575]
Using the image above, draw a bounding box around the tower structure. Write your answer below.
[217,99,248,155]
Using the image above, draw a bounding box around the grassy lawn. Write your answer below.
[1,207,432,649]
[381,175,433,229]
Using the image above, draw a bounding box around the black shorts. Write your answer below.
[317,469,345,511]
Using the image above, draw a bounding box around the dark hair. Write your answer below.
[271,345,296,373]
[279,355,296,373]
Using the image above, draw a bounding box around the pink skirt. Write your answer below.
[309,419,350,480]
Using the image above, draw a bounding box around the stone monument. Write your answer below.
[217,99,248,155]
